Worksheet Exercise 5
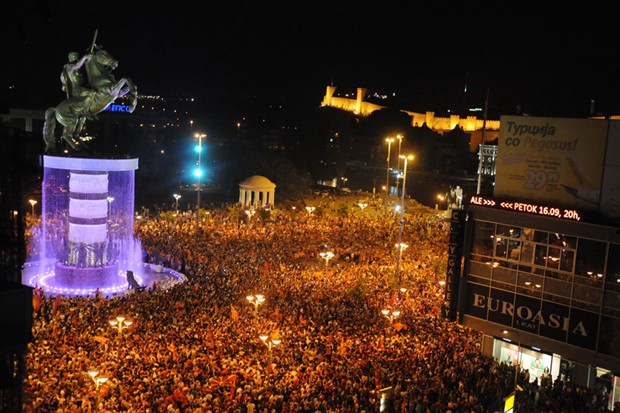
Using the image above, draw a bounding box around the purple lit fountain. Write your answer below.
[23,155,184,296]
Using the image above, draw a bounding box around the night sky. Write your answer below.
[3,1,620,119]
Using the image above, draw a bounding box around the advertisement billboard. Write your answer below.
[495,116,608,209]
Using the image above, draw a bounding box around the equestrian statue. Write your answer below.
[43,31,138,154]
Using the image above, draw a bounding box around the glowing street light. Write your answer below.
[394,242,409,284]
[173,194,181,212]
[245,209,256,220]
[109,316,133,335]
[194,132,206,210]
[319,251,334,272]
[259,333,281,350]
[394,134,403,196]
[385,137,394,196]
[28,199,37,216]
[395,154,414,286]
[87,370,109,390]
[259,332,282,372]
[246,294,265,317]
[381,308,401,323]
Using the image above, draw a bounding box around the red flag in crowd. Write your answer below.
[230,304,238,321]
[389,291,398,306]
[32,294,42,313]
[52,295,61,313]
[206,330,215,349]
[393,322,408,332]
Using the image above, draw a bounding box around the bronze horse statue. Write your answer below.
[43,45,138,153]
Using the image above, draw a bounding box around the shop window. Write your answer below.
[534,230,549,244]
[534,245,547,266]
[546,247,561,269]
[495,236,508,259]
[472,221,495,258]
[559,249,575,273]
[497,224,521,239]
[520,241,535,265]
[606,243,620,287]
[576,239,606,278]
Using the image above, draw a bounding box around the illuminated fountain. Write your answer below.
[23,155,184,296]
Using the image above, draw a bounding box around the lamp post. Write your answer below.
[88,370,109,390]
[28,199,37,216]
[395,154,414,286]
[381,309,401,323]
[436,193,445,210]
[395,134,403,196]
[109,316,133,335]
[319,251,334,272]
[173,194,181,212]
[246,294,265,317]
[502,329,522,389]
[245,209,256,221]
[385,137,394,197]
[259,332,281,374]
[394,242,409,285]
[194,133,206,211]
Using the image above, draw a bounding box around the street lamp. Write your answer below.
[436,193,445,210]
[28,199,37,216]
[381,309,401,323]
[319,251,334,272]
[173,194,181,212]
[394,134,403,196]
[385,137,394,196]
[245,209,256,221]
[259,332,281,374]
[502,329,522,389]
[246,294,265,317]
[259,333,281,351]
[87,370,109,390]
[194,132,206,211]
[394,242,409,284]
[109,316,133,335]
[395,154,414,286]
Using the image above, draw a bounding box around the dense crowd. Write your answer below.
[23,200,617,412]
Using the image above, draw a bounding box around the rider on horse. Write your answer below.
[61,51,94,100]
[43,34,138,155]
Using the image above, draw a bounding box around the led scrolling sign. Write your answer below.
[470,195,582,222]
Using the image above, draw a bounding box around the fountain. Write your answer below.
[23,155,185,296]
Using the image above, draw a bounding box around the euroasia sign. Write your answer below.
[465,283,598,350]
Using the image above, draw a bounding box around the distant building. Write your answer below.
[320,85,501,152]
[446,115,620,408]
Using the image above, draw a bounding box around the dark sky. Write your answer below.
[3,1,620,118]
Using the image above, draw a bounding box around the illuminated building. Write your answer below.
[445,115,620,406]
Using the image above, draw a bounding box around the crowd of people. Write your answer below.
[23,199,616,412]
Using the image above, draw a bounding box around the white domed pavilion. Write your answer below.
[238,175,276,207]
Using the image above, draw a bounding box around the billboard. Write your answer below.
[495,116,608,209]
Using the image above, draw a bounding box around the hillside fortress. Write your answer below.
[321,85,500,151]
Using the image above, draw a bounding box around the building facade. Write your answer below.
[446,115,620,408]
